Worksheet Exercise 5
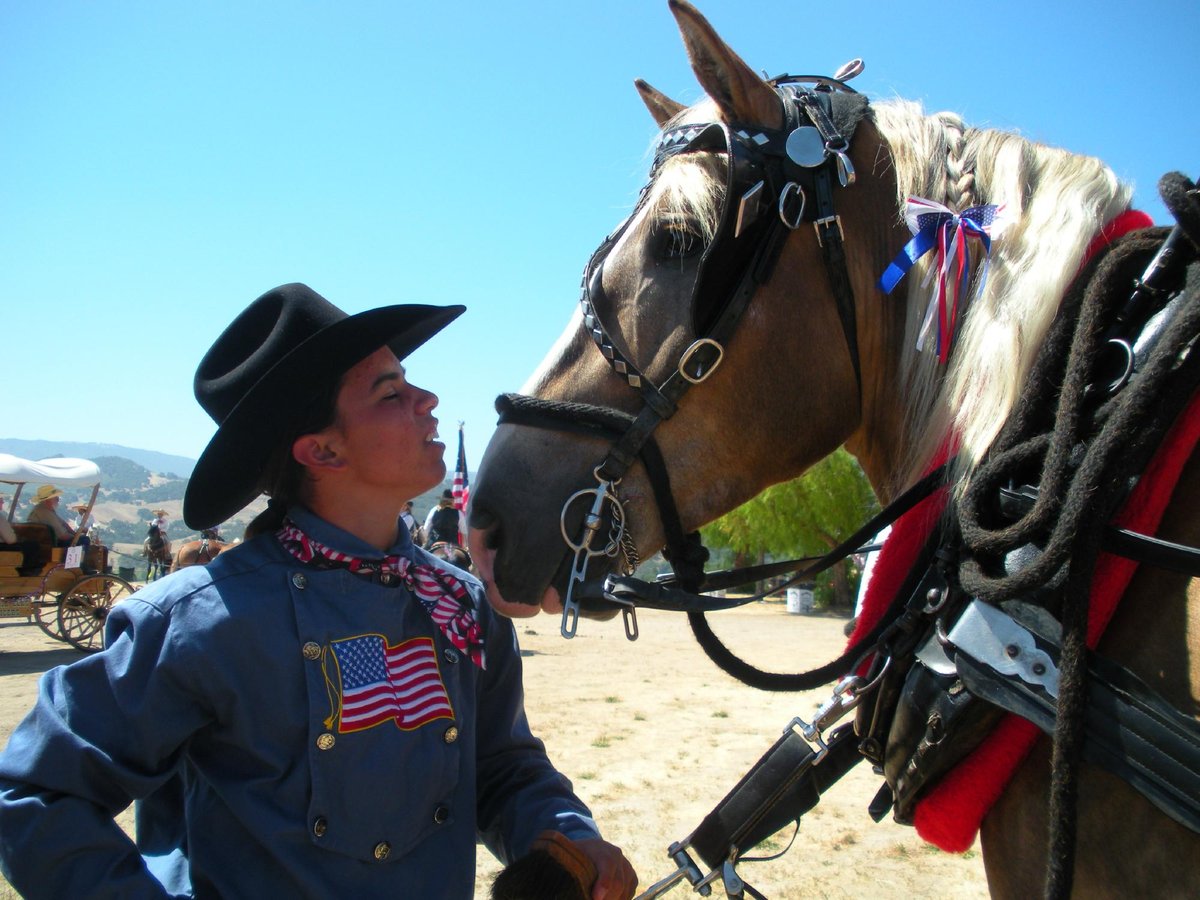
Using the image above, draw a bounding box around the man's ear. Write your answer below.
[292,432,346,472]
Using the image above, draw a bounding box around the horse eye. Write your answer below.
[653,224,704,262]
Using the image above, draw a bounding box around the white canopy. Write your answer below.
[0,453,103,487]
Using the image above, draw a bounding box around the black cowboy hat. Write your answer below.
[183,283,463,529]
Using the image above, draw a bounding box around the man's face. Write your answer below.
[320,347,446,504]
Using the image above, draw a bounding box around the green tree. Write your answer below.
[700,449,879,608]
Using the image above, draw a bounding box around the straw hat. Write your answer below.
[183,283,463,529]
[31,485,63,505]
[153,509,168,517]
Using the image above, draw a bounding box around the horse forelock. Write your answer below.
[870,99,1133,493]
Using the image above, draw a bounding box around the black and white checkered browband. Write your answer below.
[582,294,643,390]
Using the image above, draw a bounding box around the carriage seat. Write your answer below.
[12,523,57,574]
[0,549,23,578]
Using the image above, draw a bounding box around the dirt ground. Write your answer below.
[0,602,990,900]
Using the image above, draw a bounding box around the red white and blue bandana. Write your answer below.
[276,519,486,669]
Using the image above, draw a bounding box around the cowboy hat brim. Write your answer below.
[184,303,463,529]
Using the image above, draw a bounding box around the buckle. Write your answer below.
[814,214,844,247]
[678,338,724,384]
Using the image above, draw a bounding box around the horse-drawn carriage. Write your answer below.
[0,454,135,652]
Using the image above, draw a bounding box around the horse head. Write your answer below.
[468,0,1131,622]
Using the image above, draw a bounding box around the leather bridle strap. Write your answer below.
[495,393,701,584]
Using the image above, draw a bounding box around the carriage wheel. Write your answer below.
[33,595,65,640]
[33,566,68,640]
[57,574,135,653]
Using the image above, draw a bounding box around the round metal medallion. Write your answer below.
[785,126,827,168]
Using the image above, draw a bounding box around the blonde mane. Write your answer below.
[870,99,1132,491]
[638,97,1133,495]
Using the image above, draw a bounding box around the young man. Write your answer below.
[0,283,636,899]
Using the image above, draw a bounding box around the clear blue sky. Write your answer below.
[4,0,1197,472]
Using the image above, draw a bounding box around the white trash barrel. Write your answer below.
[787,585,815,614]
[786,587,802,613]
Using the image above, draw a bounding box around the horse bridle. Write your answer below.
[498,68,871,638]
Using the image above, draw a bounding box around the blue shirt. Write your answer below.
[0,506,598,898]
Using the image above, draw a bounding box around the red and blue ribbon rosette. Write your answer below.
[878,198,1008,363]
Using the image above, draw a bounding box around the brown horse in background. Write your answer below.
[170,532,235,572]
[466,2,1199,896]
[427,540,473,575]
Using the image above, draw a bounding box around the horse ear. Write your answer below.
[668,0,781,129]
[635,78,686,126]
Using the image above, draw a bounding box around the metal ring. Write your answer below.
[1103,338,1135,394]
[559,487,626,554]
[778,182,806,230]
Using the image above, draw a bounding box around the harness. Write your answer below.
[630,186,1200,900]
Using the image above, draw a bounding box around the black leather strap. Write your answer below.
[953,611,1200,834]
[689,723,861,869]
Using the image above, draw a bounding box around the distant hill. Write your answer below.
[1,437,467,555]
[0,439,196,478]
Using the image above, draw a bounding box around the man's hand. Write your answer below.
[575,837,638,900]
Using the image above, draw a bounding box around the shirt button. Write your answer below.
[443,648,459,664]
[374,841,391,860]
[292,573,308,589]
[302,642,322,661]
[316,732,336,751]
[313,817,327,838]
[433,806,450,825]
[443,725,459,744]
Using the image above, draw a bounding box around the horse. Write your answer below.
[170,531,235,572]
[142,533,172,581]
[427,540,473,574]
[466,2,1200,897]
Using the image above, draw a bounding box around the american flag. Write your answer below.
[452,424,470,517]
[330,634,453,732]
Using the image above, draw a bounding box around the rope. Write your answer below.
[953,173,1200,899]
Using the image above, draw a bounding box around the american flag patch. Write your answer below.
[330,634,454,733]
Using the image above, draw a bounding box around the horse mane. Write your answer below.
[869,99,1133,493]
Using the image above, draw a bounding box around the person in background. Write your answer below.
[24,485,91,567]
[401,499,423,545]
[70,503,95,536]
[424,488,463,548]
[0,496,40,576]
[148,508,172,556]
[0,282,636,899]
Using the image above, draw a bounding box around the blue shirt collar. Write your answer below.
[285,505,414,559]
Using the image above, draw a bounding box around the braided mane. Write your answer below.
[870,99,1132,492]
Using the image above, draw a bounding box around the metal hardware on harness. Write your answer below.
[734,181,765,239]
[943,599,1061,696]
[777,182,806,229]
[813,215,843,247]
[559,469,634,639]
[678,339,725,384]
[634,721,864,899]
[794,675,867,759]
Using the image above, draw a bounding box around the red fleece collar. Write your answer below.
[850,210,1172,852]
